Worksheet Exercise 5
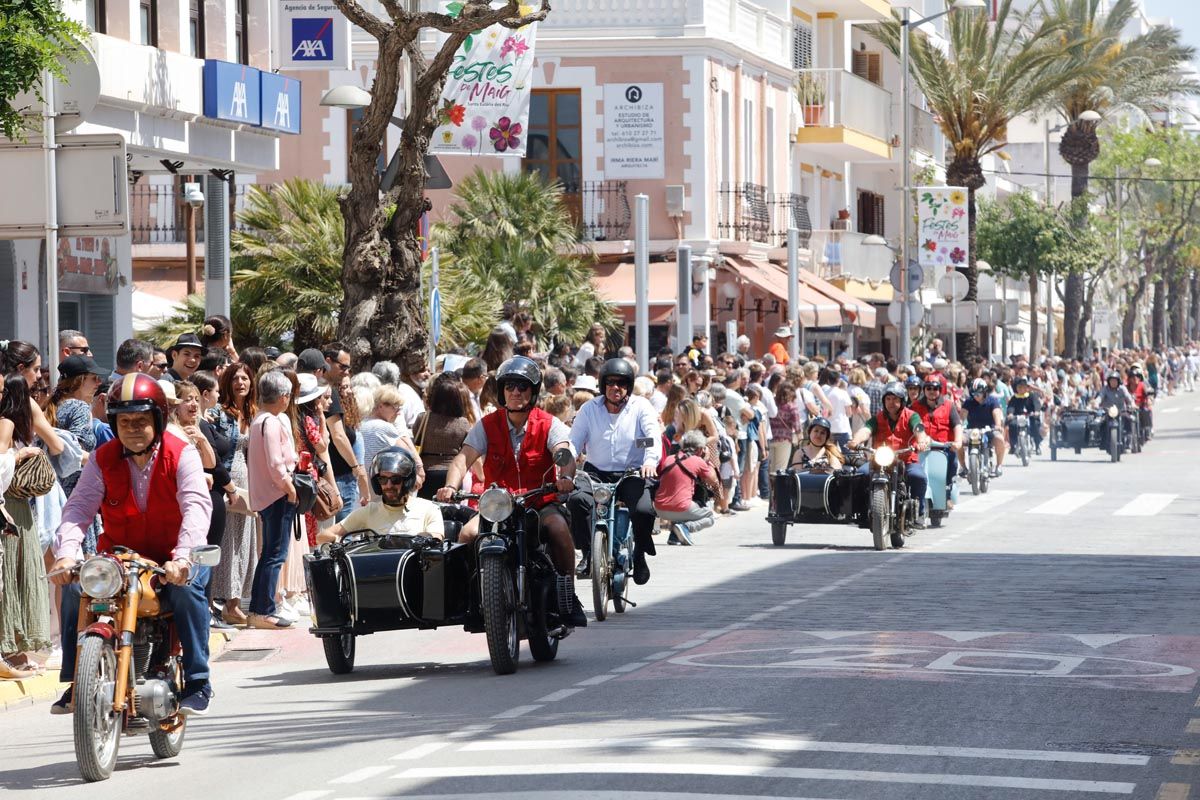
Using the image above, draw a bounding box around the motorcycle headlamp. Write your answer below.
[593,486,613,506]
[1107,405,1119,418]
[478,487,515,523]
[873,446,896,468]
[969,430,983,444]
[79,556,124,599]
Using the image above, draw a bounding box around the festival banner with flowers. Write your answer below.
[916,186,969,269]
[429,2,539,157]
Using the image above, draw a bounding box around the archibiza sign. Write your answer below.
[430,1,539,157]
[275,0,352,71]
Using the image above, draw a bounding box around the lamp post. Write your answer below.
[182,182,204,298]
[897,0,985,362]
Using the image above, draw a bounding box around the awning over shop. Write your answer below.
[800,269,877,328]
[592,260,677,323]
[830,276,894,304]
[723,255,842,328]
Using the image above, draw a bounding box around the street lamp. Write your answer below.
[898,0,985,363]
[319,86,452,191]
[182,182,204,297]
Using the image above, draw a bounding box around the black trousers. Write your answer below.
[567,464,657,558]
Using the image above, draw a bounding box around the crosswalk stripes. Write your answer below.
[1114,493,1179,516]
[954,489,1026,514]
[1026,491,1104,515]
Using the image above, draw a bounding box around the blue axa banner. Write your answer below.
[260,72,302,134]
[203,60,262,125]
[291,17,334,62]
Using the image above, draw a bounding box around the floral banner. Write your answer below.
[429,2,539,157]
[916,186,969,269]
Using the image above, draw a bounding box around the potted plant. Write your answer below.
[796,73,826,126]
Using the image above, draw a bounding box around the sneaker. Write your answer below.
[666,533,681,545]
[990,466,1002,478]
[275,599,299,623]
[671,523,693,546]
[958,467,969,478]
[566,596,588,628]
[178,682,213,717]
[50,686,72,715]
[575,553,591,578]
[291,596,311,617]
[730,502,751,512]
[210,610,234,630]
[633,554,650,585]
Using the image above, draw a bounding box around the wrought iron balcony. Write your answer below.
[717,182,771,243]
[767,193,813,247]
[567,180,631,242]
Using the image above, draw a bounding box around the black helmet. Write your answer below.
[882,381,907,403]
[1105,370,1121,384]
[806,416,832,438]
[904,375,923,390]
[1013,376,1029,387]
[598,357,636,390]
[370,446,419,503]
[496,356,542,410]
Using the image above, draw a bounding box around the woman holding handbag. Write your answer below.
[414,373,470,500]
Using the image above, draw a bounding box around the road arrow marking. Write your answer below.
[1065,635,1147,648]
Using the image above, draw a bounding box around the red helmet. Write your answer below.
[107,373,169,441]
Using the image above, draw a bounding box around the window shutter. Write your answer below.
[83,294,115,371]
[792,24,813,70]
[852,52,883,86]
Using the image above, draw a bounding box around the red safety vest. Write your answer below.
[872,407,920,464]
[913,398,953,444]
[482,407,556,509]
[95,431,187,564]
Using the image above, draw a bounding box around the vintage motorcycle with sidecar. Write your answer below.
[767,445,914,551]
[304,451,576,676]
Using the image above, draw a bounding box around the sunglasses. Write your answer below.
[503,384,532,393]
[604,380,627,389]
[68,346,92,354]
[377,474,408,485]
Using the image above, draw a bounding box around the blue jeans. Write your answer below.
[334,472,358,523]
[59,566,212,685]
[249,495,297,616]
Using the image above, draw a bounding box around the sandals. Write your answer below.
[247,613,293,630]
[0,657,40,680]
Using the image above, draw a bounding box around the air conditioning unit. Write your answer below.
[665,185,686,217]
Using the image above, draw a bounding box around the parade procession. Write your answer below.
[4,1,1200,798]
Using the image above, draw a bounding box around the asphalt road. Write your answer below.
[5,392,1200,799]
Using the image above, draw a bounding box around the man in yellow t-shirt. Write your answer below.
[317,447,444,542]
[768,324,793,365]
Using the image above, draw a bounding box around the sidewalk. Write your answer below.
[0,628,238,712]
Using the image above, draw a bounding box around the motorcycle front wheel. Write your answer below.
[968,452,981,495]
[869,486,889,551]
[590,527,609,622]
[322,633,356,675]
[771,522,787,546]
[1109,427,1120,463]
[482,556,519,675]
[1020,435,1030,467]
[74,635,121,782]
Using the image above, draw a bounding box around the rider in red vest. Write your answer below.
[437,356,587,627]
[849,380,930,521]
[911,376,962,495]
[49,373,215,717]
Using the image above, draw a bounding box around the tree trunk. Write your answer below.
[1077,278,1097,357]
[1169,273,1187,346]
[1122,272,1147,348]
[946,155,986,362]
[1060,165,1092,360]
[1152,278,1166,350]
[1028,272,1040,357]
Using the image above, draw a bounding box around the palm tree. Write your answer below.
[872,0,1079,359]
[431,169,617,349]
[1044,0,1197,357]
[136,294,208,349]
[231,179,345,351]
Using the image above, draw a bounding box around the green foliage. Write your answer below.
[231,179,346,350]
[0,2,87,140]
[976,193,1100,281]
[430,169,617,348]
[135,294,208,350]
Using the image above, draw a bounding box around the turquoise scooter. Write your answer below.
[921,441,958,527]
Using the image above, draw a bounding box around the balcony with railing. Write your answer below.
[806,229,895,284]
[794,69,895,162]
[130,184,258,247]
[766,193,813,247]
[909,105,946,162]
[569,180,631,242]
[717,182,771,243]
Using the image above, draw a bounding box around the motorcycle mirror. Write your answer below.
[635,437,655,449]
[552,448,574,468]
[189,545,222,568]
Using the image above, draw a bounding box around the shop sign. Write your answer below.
[603,83,665,179]
[275,1,352,70]
[260,72,302,134]
[203,60,262,126]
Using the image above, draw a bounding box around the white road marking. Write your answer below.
[1065,634,1146,649]
[492,704,542,719]
[328,766,393,784]
[954,489,1027,514]
[802,631,871,640]
[1113,493,1178,516]
[280,792,332,800]
[647,651,676,660]
[447,723,495,739]
[575,673,616,686]
[1027,491,1103,515]
[611,662,650,673]
[394,763,1135,793]
[1161,407,1181,414]
[674,639,707,648]
[338,793,854,800]
[390,742,449,760]
[932,631,1005,642]
[537,688,583,703]
[461,735,1150,765]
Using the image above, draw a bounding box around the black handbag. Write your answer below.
[292,470,318,517]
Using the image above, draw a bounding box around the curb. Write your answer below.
[0,628,238,713]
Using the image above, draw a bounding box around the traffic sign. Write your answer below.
[929,300,977,331]
[889,259,924,298]
[430,287,442,345]
[887,299,925,331]
[937,270,968,302]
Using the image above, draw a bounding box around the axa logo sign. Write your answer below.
[292,17,334,61]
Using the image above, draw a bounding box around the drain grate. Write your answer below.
[216,647,278,662]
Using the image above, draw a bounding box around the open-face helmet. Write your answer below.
[806,416,832,439]
[107,373,169,455]
[495,356,542,411]
[370,446,419,503]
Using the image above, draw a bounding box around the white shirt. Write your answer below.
[340,497,444,538]
[825,385,853,435]
[570,395,662,471]
[650,389,668,414]
[396,381,425,429]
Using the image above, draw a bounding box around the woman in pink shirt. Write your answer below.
[246,370,298,629]
[654,430,723,546]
